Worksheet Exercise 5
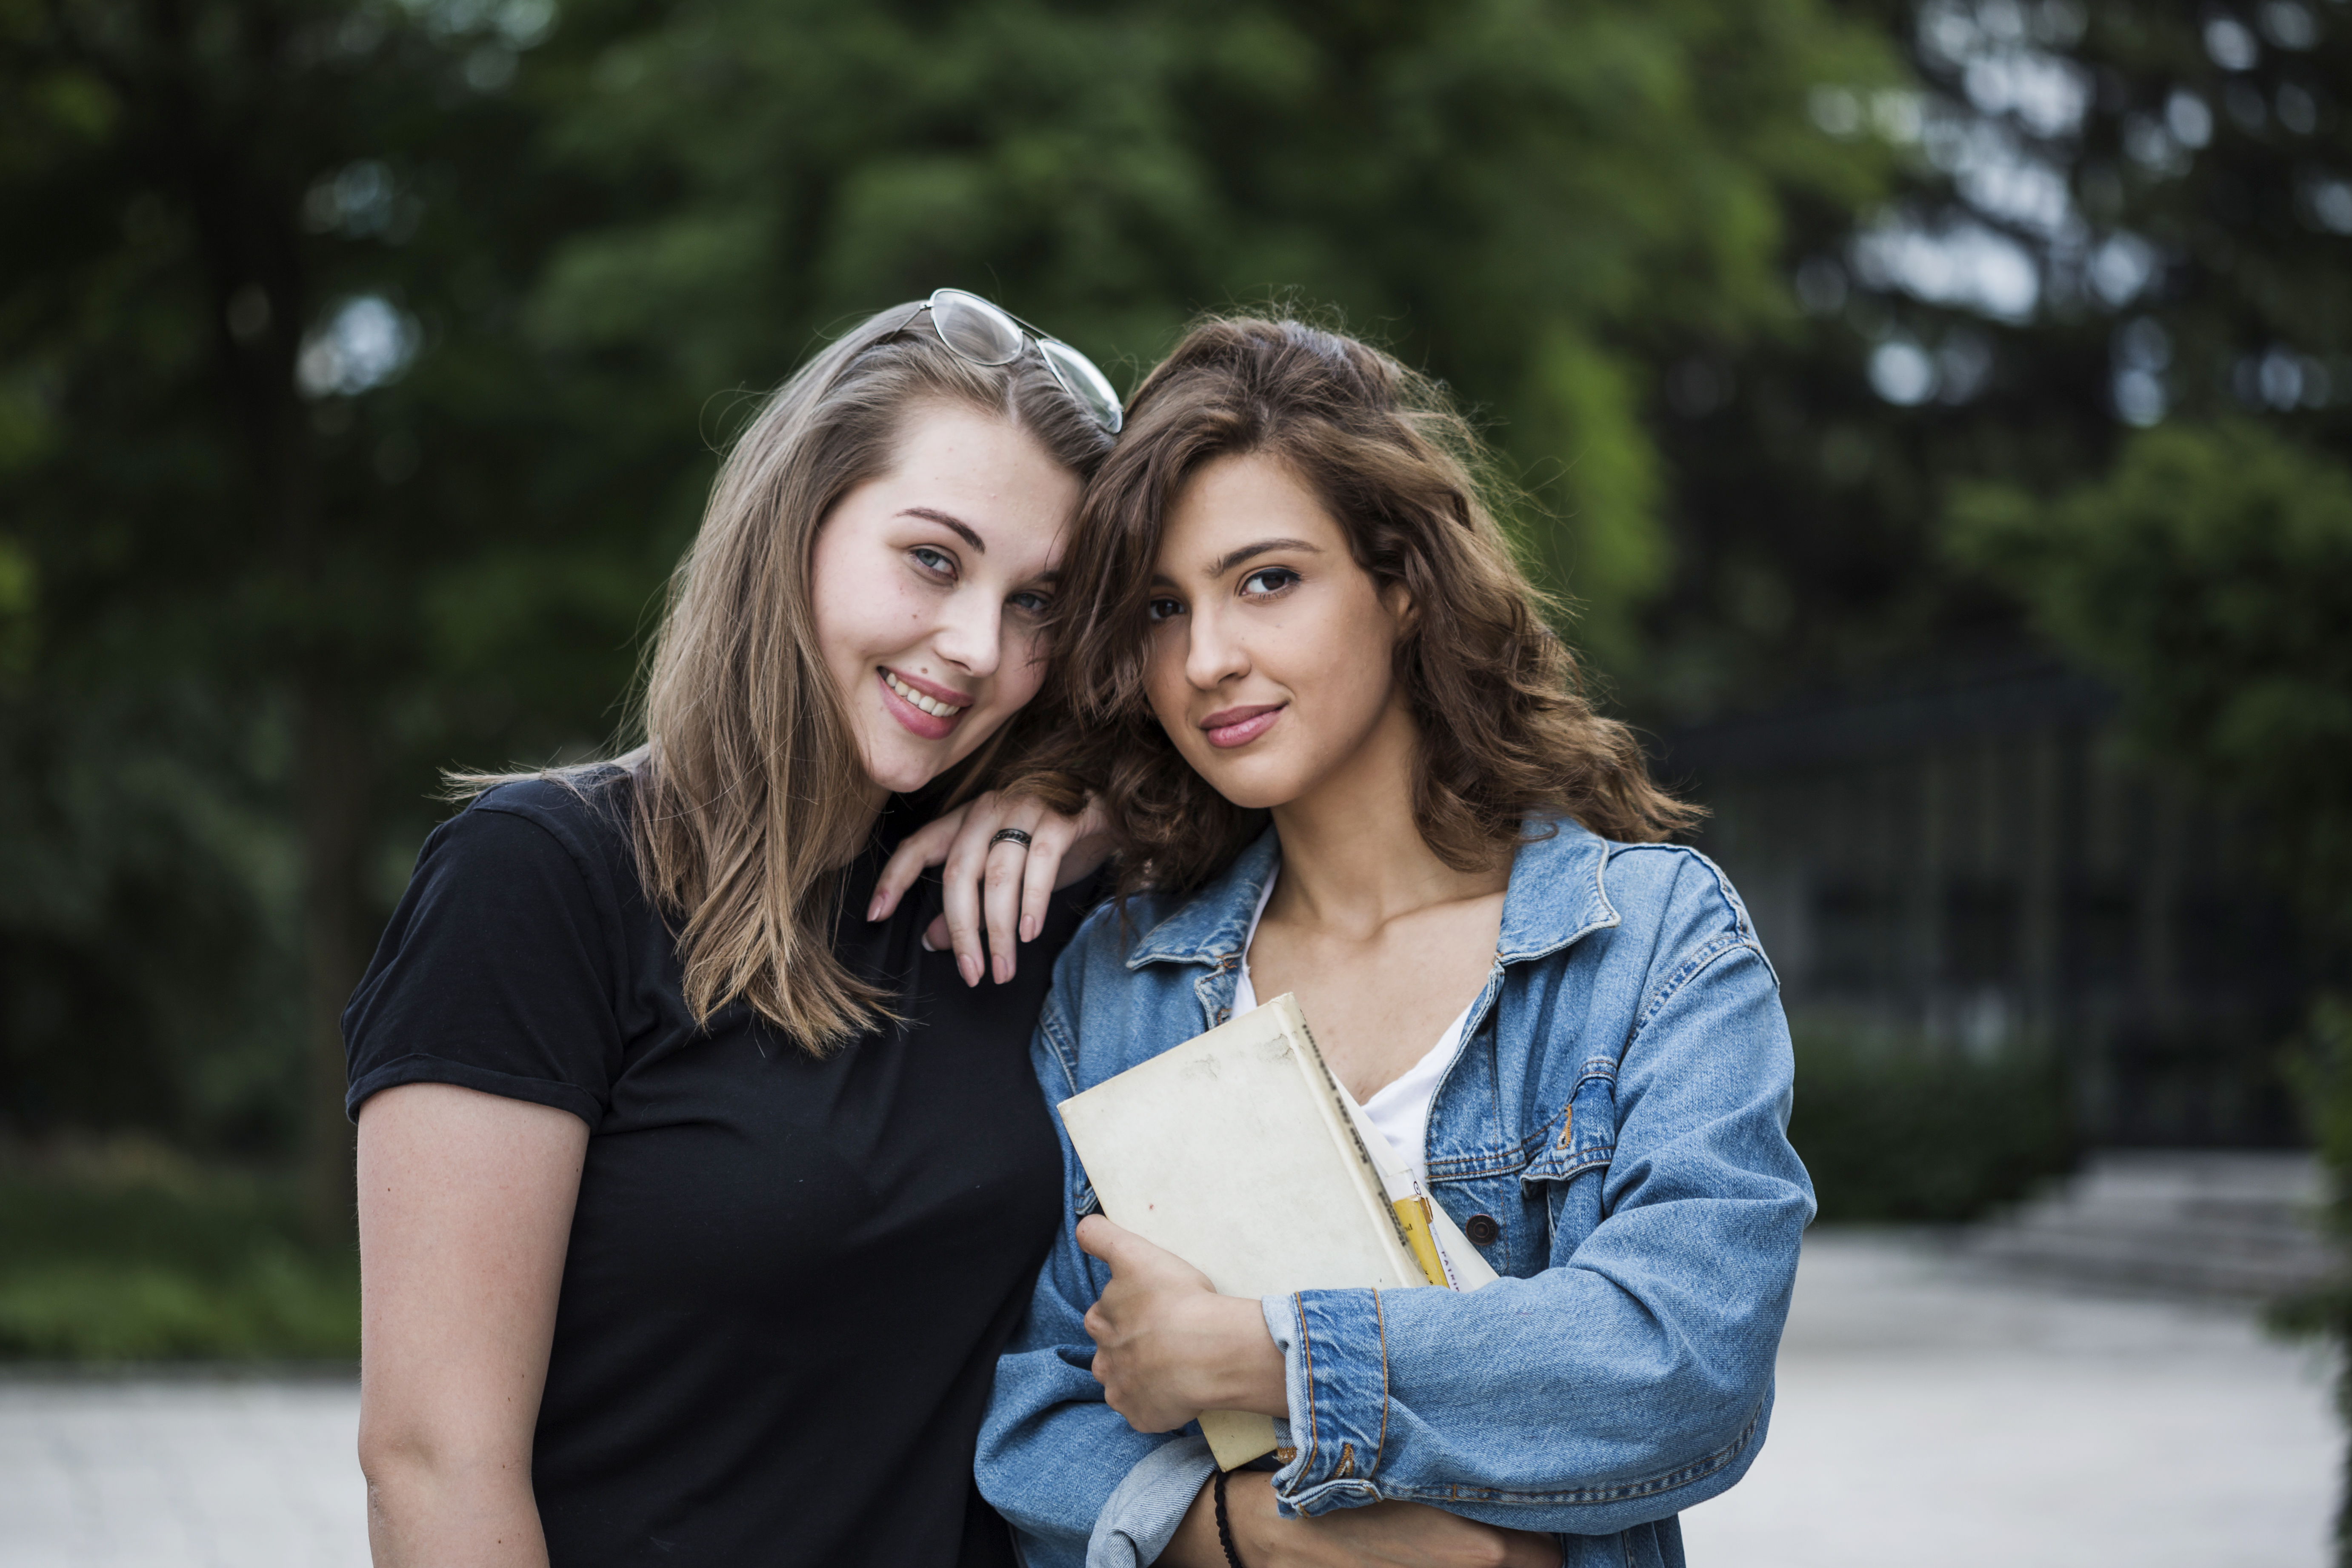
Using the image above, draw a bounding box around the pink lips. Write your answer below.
[878,668,970,741]
[1200,704,1283,749]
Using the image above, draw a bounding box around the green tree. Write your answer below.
[1636,0,2352,720]
[1949,419,2352,928]
[0,0,1897,1231]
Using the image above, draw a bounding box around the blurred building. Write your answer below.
[1666,650,2308,1147]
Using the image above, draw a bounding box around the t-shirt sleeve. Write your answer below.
[343,797,627,1127]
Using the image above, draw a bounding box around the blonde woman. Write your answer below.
[347,293,1120,1568]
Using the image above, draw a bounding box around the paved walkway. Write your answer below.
[0,1231,2335,1566]
[0,1376,367,1568]
[1683,1230,2338,1567]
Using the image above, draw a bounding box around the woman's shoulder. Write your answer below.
[1597,839,1754,934]
[425,765,640,901]
[1572,833,1778,997]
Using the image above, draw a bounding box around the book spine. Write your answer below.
[1271,996,1431,1286]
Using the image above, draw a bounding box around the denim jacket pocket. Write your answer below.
[1519,1058,1619,1251]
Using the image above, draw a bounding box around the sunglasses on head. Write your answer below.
[895,288,1124,434]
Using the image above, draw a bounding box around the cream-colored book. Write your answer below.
[1056,993,1495,1471]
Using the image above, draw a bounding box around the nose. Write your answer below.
[930,589,1003,681]
[1183,602,1249,691]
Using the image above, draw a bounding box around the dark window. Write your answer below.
[1941,880,2018,985]
[2065,883,2135,986]
[1812,882,1896,991]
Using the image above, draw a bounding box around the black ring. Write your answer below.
[989,828,1034,849]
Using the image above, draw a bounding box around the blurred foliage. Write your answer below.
[0,0,1900,1195]
[1645,0,2352,717]
[0,1139,356,1360]
[1947,420,2352,931]
[1788,1019,2076,1222]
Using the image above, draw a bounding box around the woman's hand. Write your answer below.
[867,790,1115,987]
[1163,1472,1561,1568]
[1075,1216,1288,1433]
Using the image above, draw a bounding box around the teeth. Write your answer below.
[884,669,966,720]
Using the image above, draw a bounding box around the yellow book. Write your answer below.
[1057,993,1494,1471]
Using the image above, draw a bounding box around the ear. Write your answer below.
[1381,578,1420,636]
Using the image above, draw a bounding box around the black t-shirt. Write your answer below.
[343,771,1082,1568]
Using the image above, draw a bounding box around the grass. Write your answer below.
[0,1137,357,1362]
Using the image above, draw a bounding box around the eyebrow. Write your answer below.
[897,507,986,554]
[1147,538,1324,589]
[1204,537,1321,579]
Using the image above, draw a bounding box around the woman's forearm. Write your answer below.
[361,1445,549,1568]
[1160,1472,1559,1568]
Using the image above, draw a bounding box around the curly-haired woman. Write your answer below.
[976,317,1812,1568]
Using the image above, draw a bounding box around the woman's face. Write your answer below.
[812,400,1083,797]
[1142,452,1415,812]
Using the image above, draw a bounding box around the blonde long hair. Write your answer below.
[462,302,1113,1053]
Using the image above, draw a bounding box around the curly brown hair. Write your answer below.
[1017,314,1697,897]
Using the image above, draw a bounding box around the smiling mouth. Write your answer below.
[882,667,971,720]
[1200,704,1283,749]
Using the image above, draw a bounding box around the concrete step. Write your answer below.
[1969,1150,2342,1299]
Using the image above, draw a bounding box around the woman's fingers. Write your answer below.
[869,805,968,923]
[937,793,1001,987]
[923,790,1114,986]
[981,799,1052,983]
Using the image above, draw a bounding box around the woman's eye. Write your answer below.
[1008,589,1052,616]
[1146,596,1184,623]
[910,546,956,578]
[1239,567,1300,598]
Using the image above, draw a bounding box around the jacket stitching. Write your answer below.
[1370,1288,1389,1477]
[1627,940,1767,1056]
[1038,1002,1081,1098]
[1294,1293,1320,1483]
[1380,1397,1765,1507]
[1424,1064,1621,1181]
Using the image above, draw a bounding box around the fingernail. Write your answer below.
[995,954,1013,984]
[1021,915,1040,943]
[866,899,882,921]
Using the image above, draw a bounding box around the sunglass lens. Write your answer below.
[1039,339,1124,433]
[930,290,1024,366]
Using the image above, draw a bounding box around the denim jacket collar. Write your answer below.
[1124,818,1620,972]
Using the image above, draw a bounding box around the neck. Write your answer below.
[1266,697,1508,934]
[834,780,889,870]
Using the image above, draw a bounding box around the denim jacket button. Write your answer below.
[1465,1214,1501,1246]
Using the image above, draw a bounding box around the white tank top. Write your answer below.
[1226,870,1473,1189]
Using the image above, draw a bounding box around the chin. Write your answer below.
[855,734,947,797]
[1184,751,1305,813]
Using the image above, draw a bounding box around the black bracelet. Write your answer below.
[1212,1469,1246,1568]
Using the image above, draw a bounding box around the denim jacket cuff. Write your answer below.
[1259,1289,1389,1516]
[1083,1433,1216,1568]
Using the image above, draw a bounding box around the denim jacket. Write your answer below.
[976,821,1813,1568]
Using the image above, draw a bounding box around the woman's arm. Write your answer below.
[1163,1474,1558,1568]
[357,1082,589,1568]
[1078,1221,1558,1568]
